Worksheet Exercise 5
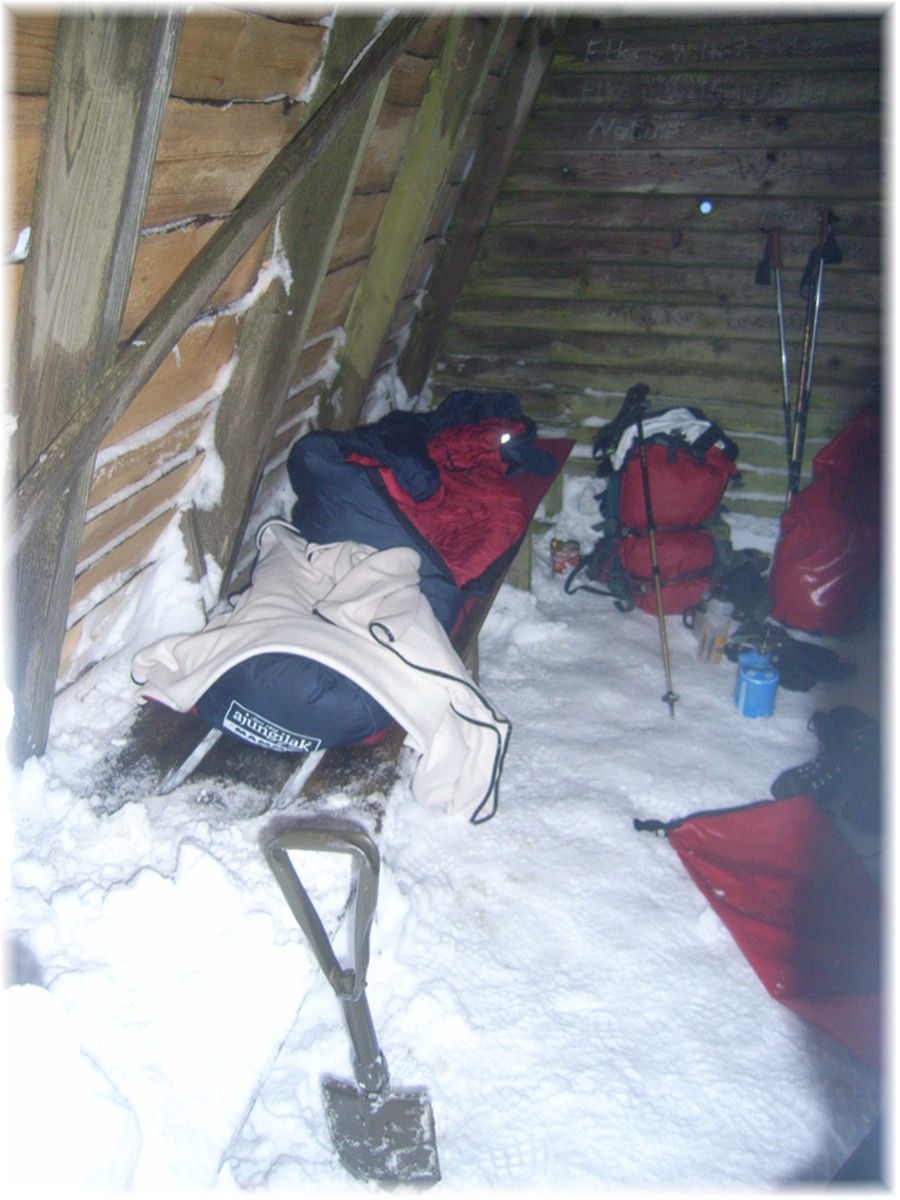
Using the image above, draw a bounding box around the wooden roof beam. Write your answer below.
[9,12,183,765]
[318,13,510,430]
[398,16,564,398]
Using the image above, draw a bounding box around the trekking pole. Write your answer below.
[633,394,678,719]
[786,210,842,501]
[755,228,792,475]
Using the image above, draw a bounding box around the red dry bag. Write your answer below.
[769,411,880,635]
[637,795,882,1070]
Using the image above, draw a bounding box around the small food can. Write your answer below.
[550,538,580,575]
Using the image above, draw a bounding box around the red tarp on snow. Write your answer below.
[645,795,882,1070]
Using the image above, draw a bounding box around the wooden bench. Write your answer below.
[89,439,572,820]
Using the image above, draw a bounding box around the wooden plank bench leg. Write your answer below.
[91,702,219,808]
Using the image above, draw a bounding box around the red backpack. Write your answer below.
[567,400,740,614]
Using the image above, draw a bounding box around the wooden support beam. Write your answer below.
[11,14,424,558]
[398,17,563,398]
[9,12,183,764]
[193,17,391,594]
[320,14,509,429]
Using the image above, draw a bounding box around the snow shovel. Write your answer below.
[265,823,441,1188]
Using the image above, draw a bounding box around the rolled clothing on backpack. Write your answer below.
[132,521,510,823]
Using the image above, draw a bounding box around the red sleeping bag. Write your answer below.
[638,795,882,1070]
[769,411,880,635]
[349,418,533,588]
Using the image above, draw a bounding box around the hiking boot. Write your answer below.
[770,706,881,833]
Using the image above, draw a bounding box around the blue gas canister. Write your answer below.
[734,650,779,719]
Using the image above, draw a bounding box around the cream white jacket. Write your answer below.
[132,521,509,822]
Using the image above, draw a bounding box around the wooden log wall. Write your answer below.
[8,7,547,761]
[427,13,883,517]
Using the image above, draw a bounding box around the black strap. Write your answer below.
[564,538,634,610]
[633,817,680,835]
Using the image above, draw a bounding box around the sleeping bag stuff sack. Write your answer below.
[608,439,741,529]
[635,795,882,1070]
[572,527,718,615]
[566,395,739,612]
[192,392,561,754]
[769,410,880,635]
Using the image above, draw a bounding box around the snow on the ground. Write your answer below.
[2,486,884,1196]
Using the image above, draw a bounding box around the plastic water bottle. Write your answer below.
[697,597,733,664]
[734,649,779,718]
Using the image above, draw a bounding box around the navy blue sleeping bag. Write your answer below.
[195,393,557,752]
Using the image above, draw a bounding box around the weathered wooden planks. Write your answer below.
[192,15,394,594]
[89,410,208,513]
[9,8,328,100]
[502,147,879,199]
[552,18,880,74]
[483,190,882,236]
[522,109,878,152]
[433,357,874,431]
[539,69,881,112]
[429,13,882,516]
[99,317,239,448]
[79,456,203,568]
[447,296,877,348]
[13,15,423,555]
[171,9,325,101]
[121,225,270,341]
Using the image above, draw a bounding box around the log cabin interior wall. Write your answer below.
[426,12,883,511]
[5,8,884,763]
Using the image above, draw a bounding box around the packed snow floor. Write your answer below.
[2,505,885,1195]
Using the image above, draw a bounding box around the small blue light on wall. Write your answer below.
[698,199,714,215]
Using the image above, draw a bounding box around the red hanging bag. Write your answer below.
[769,411,880,635]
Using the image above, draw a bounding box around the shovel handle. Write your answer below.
[267,824,391,1096]
[266,824,380,1000]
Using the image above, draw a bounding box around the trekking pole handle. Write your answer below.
[767,227,783,271]
[266,823,380,1001]
[800,209,841,296]
[763,225,787,270]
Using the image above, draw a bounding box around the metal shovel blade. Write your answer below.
[322,1075,441,1188]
